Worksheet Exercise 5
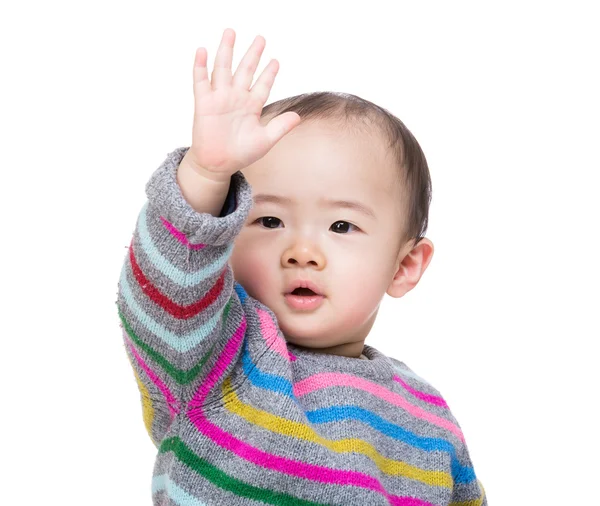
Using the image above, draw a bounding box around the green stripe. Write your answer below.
[159,437,329,506]
[117,297,233,385]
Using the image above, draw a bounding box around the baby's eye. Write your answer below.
[331,221,359,234]
[255,216,283,229]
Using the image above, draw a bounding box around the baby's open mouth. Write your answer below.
[284,287,324,310]
[291,287,317,296]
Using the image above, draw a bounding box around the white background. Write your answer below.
[1,1,598,504]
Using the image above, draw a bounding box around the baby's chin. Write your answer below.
[261,297,335,341]
[279,321,331,347]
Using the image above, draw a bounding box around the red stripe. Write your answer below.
[129,238,225,320]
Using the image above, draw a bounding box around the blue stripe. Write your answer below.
[307,405,475,484]
[234,282,248,304]
[152,474,207,505]
[241,338,295,398]
[236,336,475,484]
[392,364,433,385]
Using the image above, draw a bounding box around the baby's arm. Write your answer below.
[449,442,487,505]
[116,146,252,446]
[115,28,300,448]
[176,151,232,216]
[392,359,487,504]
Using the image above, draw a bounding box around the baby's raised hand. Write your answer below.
[185,28,301,181]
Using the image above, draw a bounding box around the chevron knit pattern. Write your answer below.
[116,147,487,506]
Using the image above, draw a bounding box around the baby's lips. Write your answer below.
[284,279,324,296]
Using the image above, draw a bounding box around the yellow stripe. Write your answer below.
[222,376,452,489]
[127,353,157,447]
[449,479,486,506]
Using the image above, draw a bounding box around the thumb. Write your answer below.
[264,112,302,147]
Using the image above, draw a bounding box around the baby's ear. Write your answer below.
[386,238,434,299]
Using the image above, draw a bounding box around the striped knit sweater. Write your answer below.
[116,147,487,506]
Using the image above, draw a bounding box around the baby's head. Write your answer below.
[229,92,434,358]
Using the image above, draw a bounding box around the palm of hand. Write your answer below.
[189,28,301,175]
[192,89,274,173]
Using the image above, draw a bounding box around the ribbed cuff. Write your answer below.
[145,146,253,246]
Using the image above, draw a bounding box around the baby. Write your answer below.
[116,28,487,505]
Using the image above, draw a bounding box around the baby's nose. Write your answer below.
[282,244,326,269]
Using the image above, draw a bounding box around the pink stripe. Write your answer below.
[188,409,433,505]
[187,316,247,409]
[184,312,434,505]
[393,500,433,506]
[294,373,464,443]
[393,375,449,408]
[160,215,206,250]
[124,333,180,418]
[257,308,290,361]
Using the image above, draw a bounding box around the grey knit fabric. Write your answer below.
[116,146,487,505]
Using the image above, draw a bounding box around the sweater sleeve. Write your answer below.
[116,146,253,448]
[389,358,487,505]
[449,443,487,505]
[446,414,487,505]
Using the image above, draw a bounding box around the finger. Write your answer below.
[250,58,279,105]
[264,111,302,147]
[193,47,211,96]
[211,28,235,90]
[232,35,266,90]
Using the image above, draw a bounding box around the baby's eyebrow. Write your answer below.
[252,194,376,219]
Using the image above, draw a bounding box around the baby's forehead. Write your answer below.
[251,116,402,194]
[283,117,390,155]
[248,162,403,220]
[263,114,385,142]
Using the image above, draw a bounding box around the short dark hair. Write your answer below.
[261,91,432,249]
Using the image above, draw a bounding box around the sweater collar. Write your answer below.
[286,342,395,382]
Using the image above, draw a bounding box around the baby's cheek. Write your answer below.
[230,245,272,297]
[342,291,377,328]
[338,269,384,324]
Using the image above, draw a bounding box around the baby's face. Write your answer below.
[229,119,407,354]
